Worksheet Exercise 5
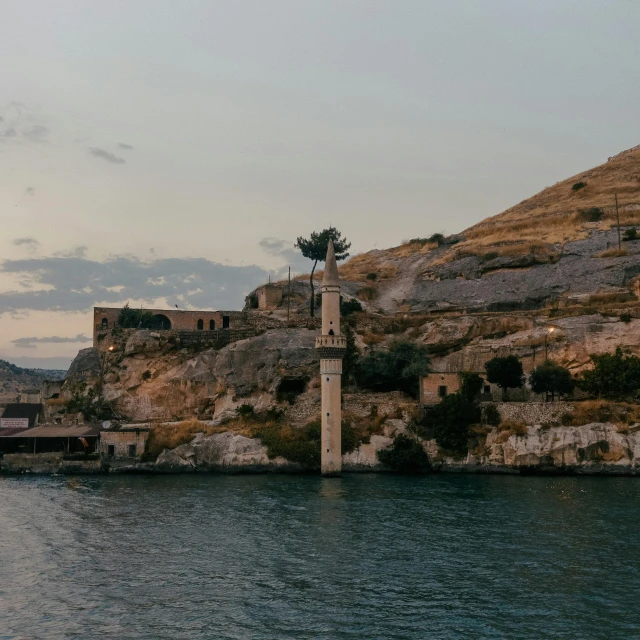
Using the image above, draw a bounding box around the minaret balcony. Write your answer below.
[315,335,347,358]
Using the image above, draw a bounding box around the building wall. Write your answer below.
[257,285,283,310]
[490,402,574,425]
[421,373,463,405]
[93,307,246,345]
[100,429,149,459]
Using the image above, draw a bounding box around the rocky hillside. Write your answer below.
[0,359,65,399]
[320,144,640,314]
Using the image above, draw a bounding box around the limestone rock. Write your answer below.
[65,348,101,382]
[124,330,161,356]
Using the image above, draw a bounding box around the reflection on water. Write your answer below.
[1,474,639,639]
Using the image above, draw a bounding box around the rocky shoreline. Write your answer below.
[3,421,640,476]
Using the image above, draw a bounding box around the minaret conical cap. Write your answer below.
[322,239,340,286]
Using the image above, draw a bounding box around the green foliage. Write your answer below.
[578,207,604,222]
[481,251,499,262]
[485,355,524,400]
[377,435,431,473]
[118,303,155,329]
[355,340,430,397]
[623,228,638,241]
[141,370,151,381]
[340,297,363,316]
[483,403,501,427]
[341,323,359,384]
[620,313,632,323]
[460,372,484,401]
[65,381,113,422]
[236,403,255,417]
[579,347,640,399]
[425,393,481,455]
[529,360,575,401]
[366,272,378,281]
[572,181,587,191]
[246,292,259,309]
[295,226,351,317]
[409,234,444,246]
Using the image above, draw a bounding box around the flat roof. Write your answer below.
[0,425,100,438]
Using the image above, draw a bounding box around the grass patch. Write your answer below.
[143,420,229,461]
[562,401,640,426]
[595,248,629,258]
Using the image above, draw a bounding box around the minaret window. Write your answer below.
[329,329,335,335]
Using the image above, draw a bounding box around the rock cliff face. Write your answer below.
[124,421,640,476]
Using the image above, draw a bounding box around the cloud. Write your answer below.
[22,125,49,143]
[4,127,17,138]
[0,254,269,314]
[12,333,92,349]
[117,142,134,150]
[259,237,310,275]
[12,237,40,251]
[88,147,126,164]
[24,187,35,196]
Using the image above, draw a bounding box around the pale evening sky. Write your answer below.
[1,0,639,368]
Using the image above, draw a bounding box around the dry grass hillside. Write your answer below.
[336,144,640,276]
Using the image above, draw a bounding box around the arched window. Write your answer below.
[197,319,204,331]
[222,315,230,329]
[209,319,215,330]
[101,318,108,329]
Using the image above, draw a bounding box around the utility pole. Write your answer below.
[615,193,621,250]
[287,266,291,325]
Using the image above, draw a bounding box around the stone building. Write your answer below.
[256,284,283,310]
[93,307,246,345]
[100,424,150,460]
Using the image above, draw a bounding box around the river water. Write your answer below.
[1,474,639,640]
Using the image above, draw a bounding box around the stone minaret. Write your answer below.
[315,240,346,476]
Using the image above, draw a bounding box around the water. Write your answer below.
[1,474,639,640]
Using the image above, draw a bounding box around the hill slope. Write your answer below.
[334,145,640,313]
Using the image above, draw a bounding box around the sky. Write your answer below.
[1,0,639,369]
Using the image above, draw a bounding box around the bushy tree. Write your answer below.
[295,227,351,317]
[355,340,430,397]
[118,303,155,329]
[529,360,575,401]
[377,435,431,473]
[460,372,484,402]
[485,355,524,401]
[340,297,362,316]
[579,347,640,399]
[425,393,481,455]
[341,323,359,385]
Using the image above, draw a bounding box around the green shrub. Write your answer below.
[579,347,640,399]
[246,292,259,309]
[483,403,501,427]
[377,435,431,473]
[340,298,363,316]
[481,251,499,262]
[460,372,484,401]
[355,340,430,397]
[366,272,378,281]
[118,303,155,329]
[252,420,321,468]
[425,393,481,455]
[623,228,638,241]
[141,370,151,381]
[577,207,604,222]
[572,181,587,191]
[620,313,632,323]
[236,403,255,417]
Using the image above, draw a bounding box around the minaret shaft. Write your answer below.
[315,240,346,476]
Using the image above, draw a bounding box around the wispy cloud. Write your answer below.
[22,125,49,143]
[24,187,35,196]
[117,142,134,150]
[12,237,40,252]
[12,333,92,349]
[0,254,269,314]
[259,237,310,275]
[88,147,126,164]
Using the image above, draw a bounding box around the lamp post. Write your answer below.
[544,327,555,361]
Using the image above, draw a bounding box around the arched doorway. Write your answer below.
[197,319,204,330]
[150,314,172,330]
[209,319,215,330]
